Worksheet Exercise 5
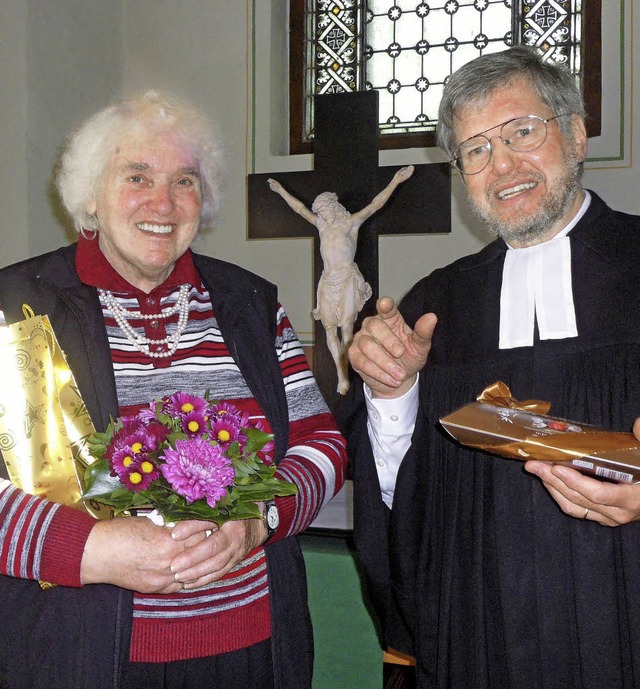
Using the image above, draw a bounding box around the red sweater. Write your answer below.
[0,236,346,662]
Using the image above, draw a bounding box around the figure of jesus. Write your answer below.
[268,165,414,394]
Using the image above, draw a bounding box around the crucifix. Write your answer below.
[247,90,450,413]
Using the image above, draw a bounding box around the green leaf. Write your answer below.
[241,427,274,454]
[167,431,188,444]
[82,459,123,498]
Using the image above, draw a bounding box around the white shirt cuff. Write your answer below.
[365,377,419,508]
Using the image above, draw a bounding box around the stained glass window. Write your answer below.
[290,0,600,152]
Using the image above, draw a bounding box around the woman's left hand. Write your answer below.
[168,518,268,589]
[525,459,640,527]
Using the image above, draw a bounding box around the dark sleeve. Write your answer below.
[339,277,438,653]
[340,377,414,655]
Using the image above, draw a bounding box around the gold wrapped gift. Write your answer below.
[440,381,640,484]
[0,306,109,515]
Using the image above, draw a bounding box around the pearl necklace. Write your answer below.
[99,284,190,359]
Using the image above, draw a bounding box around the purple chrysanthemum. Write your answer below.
[121,415,146,434]
[210,417,241,446]
[120,456,159,492]
[143,420,170,451]
[164,392,209,419]
[182,411,208,437]
[106,417,146,457]
[160,437,234,508]
[108,420,169,460]
[110,446,140,477]
[209,401,243,425]
[137,402,159,423]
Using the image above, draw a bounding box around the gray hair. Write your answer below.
[56,90,224,232]
[436,46,586,158]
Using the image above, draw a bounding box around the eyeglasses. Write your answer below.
[451,114,572,175]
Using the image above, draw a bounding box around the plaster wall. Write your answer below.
[1,1,635,345]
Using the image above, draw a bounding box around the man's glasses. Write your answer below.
[451,114,572,175]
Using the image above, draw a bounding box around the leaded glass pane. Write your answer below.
[303,1,366,141]
[366,1,513,134]
[518,1,582,74]
[302,0,584,141]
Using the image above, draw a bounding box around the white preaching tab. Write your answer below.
[499,191,590,350]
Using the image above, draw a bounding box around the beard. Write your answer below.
[468,147,584,246]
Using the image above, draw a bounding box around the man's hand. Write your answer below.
[348,296,436,399]
[525,419,640,527]
[169,518,267,590]
[80,516,202,594]
[523,415,640,526]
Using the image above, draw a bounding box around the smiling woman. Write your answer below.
[0,91,347,689]
[57,92,223,236]
[85,130,203,292]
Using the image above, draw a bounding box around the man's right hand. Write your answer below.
[348,296,436,399]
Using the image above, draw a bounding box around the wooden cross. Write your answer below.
[248,90,450,413]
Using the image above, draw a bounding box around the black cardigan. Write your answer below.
[0,245,313,689]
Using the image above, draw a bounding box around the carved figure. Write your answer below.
[268,165,414,394]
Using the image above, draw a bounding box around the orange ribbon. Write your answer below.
[476,381,551,415]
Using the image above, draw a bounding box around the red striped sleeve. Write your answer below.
[272,415,347,540]
[267,306,348,541]
[0,485,95,586]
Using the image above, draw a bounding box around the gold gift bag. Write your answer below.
[0,305,108,517]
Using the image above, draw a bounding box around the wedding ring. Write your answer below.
[582,508,590,520]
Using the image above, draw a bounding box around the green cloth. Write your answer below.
[301,534,381,688]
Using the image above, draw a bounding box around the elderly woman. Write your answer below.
[0,92,347,689]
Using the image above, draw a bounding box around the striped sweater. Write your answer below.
[0,238,346,662]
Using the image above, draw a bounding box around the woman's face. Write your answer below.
[87,129,202,292]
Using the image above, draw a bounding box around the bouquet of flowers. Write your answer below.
[82,392,297,525]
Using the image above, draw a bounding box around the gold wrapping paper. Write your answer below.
[440,381,640,483]
[0,306,107,515]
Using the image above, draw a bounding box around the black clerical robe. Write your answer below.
[345,191,640,689]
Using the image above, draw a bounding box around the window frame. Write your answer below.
[289,0,601,155]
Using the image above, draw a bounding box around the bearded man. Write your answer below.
[345,46,640,689]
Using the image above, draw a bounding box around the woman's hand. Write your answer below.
[169,518,268,589]
[80,516,201,594]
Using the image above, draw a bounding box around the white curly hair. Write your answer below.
[56,90,224,233]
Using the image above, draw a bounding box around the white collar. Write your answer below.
[498,191,591,350]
